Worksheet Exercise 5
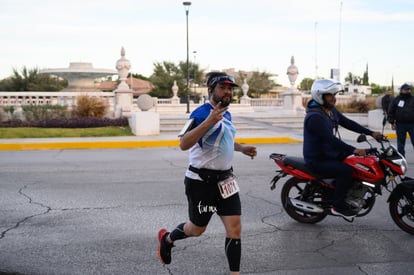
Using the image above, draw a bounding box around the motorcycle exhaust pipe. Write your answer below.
[288,198,324,213]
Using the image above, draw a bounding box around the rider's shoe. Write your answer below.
[331,206,357,219]
[158,228,174,264]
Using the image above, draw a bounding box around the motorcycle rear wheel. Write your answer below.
[281,177,328,224]
[389,192,414,235]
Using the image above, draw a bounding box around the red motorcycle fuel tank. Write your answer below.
[343,155,384,182]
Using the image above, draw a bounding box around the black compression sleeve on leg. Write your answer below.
[169,222,188,242]
[225,237,241,272]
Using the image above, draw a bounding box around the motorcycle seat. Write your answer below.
[283,156,315,175]
[284,156,335,185]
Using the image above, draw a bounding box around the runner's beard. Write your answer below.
[213,94,232,107]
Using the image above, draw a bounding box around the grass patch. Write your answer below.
[0,126,133,138]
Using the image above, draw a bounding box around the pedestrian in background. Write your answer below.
[381,90,394,116]
[387,83,414,156]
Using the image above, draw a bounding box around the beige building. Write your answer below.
[99,77,154,96]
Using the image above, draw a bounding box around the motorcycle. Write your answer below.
[269,133,414,235]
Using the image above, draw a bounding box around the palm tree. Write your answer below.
[0,66,67,91]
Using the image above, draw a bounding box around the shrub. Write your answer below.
[3,105,15,115]
[22,104,69,121]
[74,95,108,118]
[0,117,129,128]
[0,107,5,122]
[336,98,376,113]
[2,96,125,128]
[349,100,370,113]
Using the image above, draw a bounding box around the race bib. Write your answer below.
[217,176,240,199]
[398,100,405,107]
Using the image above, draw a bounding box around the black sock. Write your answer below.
[225,237,241,272]
[169,222,187,242]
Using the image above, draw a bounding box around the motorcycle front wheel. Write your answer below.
[389,192,414,235]
[281,177,328,224]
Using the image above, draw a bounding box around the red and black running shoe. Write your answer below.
[158,228,174,264]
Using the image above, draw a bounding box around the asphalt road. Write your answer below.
[1,143,414,275]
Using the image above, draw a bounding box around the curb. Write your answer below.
[0,133,396,151]
[0,136,302,151]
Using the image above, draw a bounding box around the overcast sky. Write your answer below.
[1,0,413,87]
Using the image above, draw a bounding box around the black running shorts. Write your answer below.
[184,177,241,227]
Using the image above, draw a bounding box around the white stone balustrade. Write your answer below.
[0,91,367,116]
[246,98,284,107]
[0,91,114,104]
[0,91,114,114]
[155,98,174,105]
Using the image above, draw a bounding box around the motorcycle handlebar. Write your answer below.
[375,135,388,143]
[365,148,377,155]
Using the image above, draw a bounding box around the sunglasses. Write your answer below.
[208,75,236,87]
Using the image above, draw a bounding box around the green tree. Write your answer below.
[11,67,38,91]
[0,77,14,91]
[178,61,204,101]
[0,66,67,91]
[149,61,204,101]
[149,61,183,99]
[362,63,369,85]
[345,72,361,85]
[370,83,386,95]
[299,78,314,92]
[129,73,150,81]
[236,71,275,98]
[31,73,68,91]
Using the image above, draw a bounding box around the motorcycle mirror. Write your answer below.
[382,115,387,126]
[357,134,367,143]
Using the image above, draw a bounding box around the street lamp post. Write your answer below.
[193,50,197,99]
[183,1,192,113]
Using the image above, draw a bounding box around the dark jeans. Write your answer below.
[308,159,353,209]
[396,122,414,157]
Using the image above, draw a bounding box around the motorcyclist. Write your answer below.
[303,79,382,219]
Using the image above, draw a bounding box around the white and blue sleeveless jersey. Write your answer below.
[185,102,236,180]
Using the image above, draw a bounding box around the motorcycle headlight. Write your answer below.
[402,158,408,174]
[392,157,408,175]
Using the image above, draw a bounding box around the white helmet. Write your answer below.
[311,79,344,105]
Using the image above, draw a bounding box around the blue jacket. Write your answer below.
[303,100,373,164]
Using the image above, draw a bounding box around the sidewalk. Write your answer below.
[0,126,396,151]
[0,128,302,150]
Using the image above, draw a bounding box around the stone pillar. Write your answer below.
[282,90,303,110]
[368,109,387,129]
[287,56,299,88]
[171,80,180,104]
[114,47,133,118]
[129,94,160,136]
[240,79,250,104]
[283,56,304,112]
